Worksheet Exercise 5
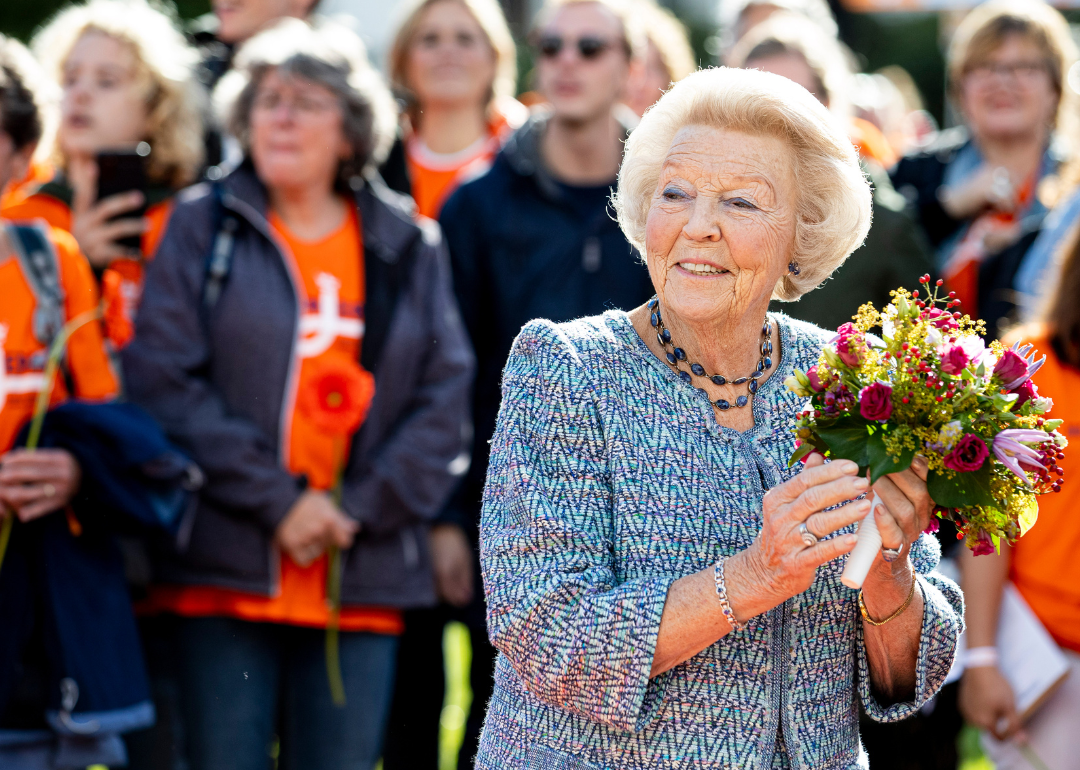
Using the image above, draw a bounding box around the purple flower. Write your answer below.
[859,382,893,421]
[807,365,824,392]
[835,323,867,367]
[994,350,1029,385]
[923,516,941,535]
[992,429,1053,486]
[940,345,970,375]
[972,530,996,557]
[943,433,989,472]
[1013,379,1037,408]
[822,384,855,416]
[1001,341,1046,390]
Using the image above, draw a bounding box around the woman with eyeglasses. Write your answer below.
[381,0,525,220]
[890,0,1076,337]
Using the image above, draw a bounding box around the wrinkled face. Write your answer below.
[59,31,149,160]
[645,125,797,327]
[745,52,825,107]
[959,35,1058,142]
[536,2,630,123]
[214,0,299,44]
[624,41,670,117]
[249,69,351,193]
[406,0,496,111]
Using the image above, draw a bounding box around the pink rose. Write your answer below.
[923,517,940,535]
[993,350,1028,385]
[943,433,989,472]
[926,307,959,331]
[835,323,867,367]
[859,382,893,421]
[1013,379,1037,408]
[807,366,824,392]
[940,345,969,375]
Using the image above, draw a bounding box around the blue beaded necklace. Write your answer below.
[647,297,773,411]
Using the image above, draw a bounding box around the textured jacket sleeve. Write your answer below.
[121,195,303,534]
[341,232,475,536]
[856,533,964,721]
[481,320,674,733]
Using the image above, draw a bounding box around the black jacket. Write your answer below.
[122,166,474,607]
[437,111,654,543]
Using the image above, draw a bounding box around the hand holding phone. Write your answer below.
[70,148,150,268]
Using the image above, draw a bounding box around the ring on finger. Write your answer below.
[42,483,56,498]
[881,544,903,562]
[798,522,818,547]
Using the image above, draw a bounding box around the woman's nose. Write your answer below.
[682,201,722,241]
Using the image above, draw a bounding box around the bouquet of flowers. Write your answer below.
[784,275,1067,588]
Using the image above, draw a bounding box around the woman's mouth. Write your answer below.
[678,261,727,276]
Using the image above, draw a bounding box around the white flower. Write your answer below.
[925,326,943,348]
[1032,396,1054,413]
[1054,432,1070,448]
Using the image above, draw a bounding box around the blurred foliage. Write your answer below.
[1,0,209,42]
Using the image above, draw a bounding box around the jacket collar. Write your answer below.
[218,163,422,266]
[501,106,637,202]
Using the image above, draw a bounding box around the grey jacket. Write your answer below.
[122,166,474,607]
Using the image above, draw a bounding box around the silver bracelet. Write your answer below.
[714,557,747,632]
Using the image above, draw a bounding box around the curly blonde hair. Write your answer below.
[613,67,872,302]
[33,0,204,188]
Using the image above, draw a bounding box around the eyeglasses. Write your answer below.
[967,60,1049,84]
[252,91,340,117]
[536,34,616,61]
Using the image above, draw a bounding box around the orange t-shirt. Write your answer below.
[147,205,402,634]
[405,102,523,219]
[1009,336,1080,653]
[0,222,119,452]
[2,185,174,348]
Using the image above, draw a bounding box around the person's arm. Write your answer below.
[958,545,1021,739]
[121,194,304,533]
[338,231,474,536]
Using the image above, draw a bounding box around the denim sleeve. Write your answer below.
[857,533,964,721]
[480,320,673,734]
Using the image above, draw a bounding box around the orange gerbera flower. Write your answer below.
[298,357,375,436]
[101,269,134,349]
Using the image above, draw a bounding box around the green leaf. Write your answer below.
[927,463,996,509]
[1044,419,1063,431]
[867,431,915,484]
[788,442,815,468]
[817,417,871,469]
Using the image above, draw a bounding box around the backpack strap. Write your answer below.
[7,221,66,347]
[202,183,239,313]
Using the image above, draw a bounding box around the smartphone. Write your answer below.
[95,147,149,252]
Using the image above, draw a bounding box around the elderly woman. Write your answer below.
[122,19,472,770]
[475,67,962,769]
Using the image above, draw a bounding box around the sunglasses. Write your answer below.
[537,35,615,60]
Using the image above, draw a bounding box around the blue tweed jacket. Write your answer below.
[476,311,963,770]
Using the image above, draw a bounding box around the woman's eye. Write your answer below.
[419,33,439,47]
[456,32,476,47]
[729,197,756,209]
[662,188,686,201]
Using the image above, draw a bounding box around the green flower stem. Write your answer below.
[326,436,347,707]
[0,308,101,576]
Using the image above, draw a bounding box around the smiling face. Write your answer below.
[406,0,496,111]
[645,124,797,328]
[58,30,149,161]
[959,34,1058,142]
[249,68,350,194]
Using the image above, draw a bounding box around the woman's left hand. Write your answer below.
[871,456,932,565]
[0,449,82,522]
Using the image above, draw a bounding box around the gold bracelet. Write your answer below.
[858,566,918,626]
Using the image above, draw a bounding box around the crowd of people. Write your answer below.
[0,0,1076,767]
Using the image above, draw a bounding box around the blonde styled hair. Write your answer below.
[217,18,397,182]
[33,0,204,189]
[389,0,516,118]
[614,67,872,302]
[948,0,1077,136]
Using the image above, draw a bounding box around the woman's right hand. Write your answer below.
[70,161,146,268]
[275,490,359,567]
[960,666,1023,741]
[728,457,870,618]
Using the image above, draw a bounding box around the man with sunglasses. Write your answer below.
[435,3,653,761]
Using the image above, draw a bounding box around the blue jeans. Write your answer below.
[176,617,398,770]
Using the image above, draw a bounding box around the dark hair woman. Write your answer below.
[122,19,473,770]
